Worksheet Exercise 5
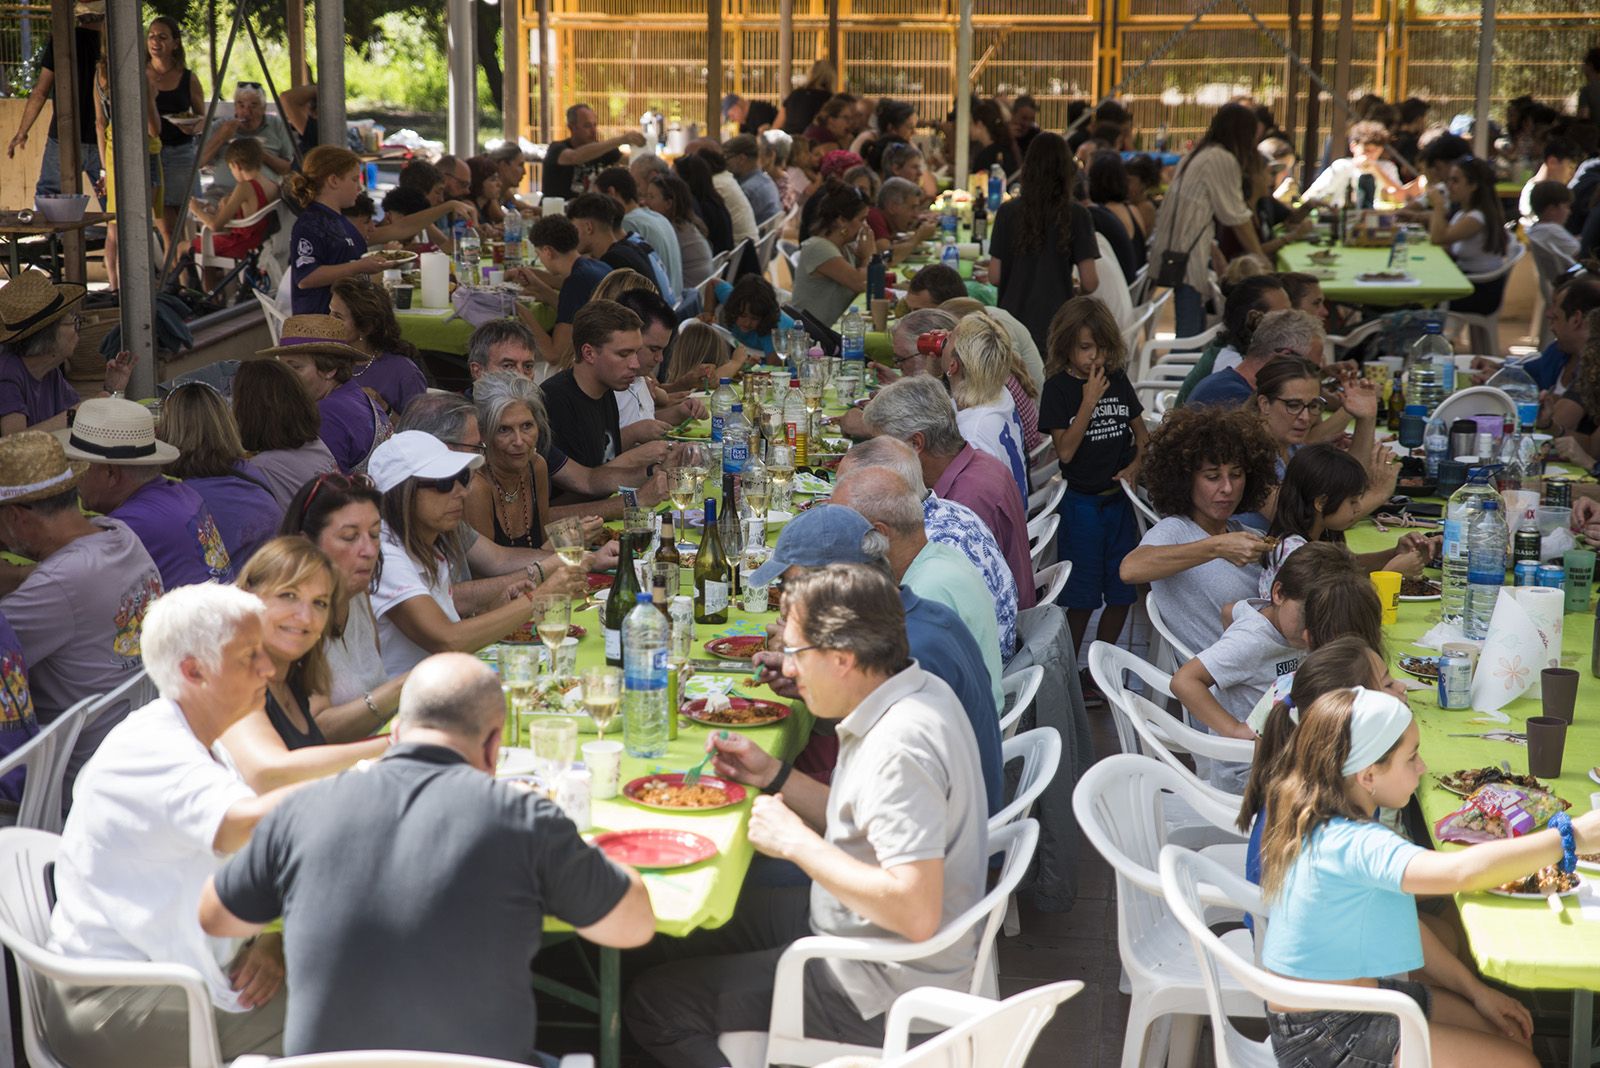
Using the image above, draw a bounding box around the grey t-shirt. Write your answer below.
[207,115,297,194]
[818,663,987,1018]
[214,743,632,1059]
[1142,515,1263,658]
[791,237,859,327]
[1194,597,1301,791]
[249,440,339,509]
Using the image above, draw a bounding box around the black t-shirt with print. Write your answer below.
[541,140,621,199]
[1037,369,1143,494]
[541,368,621,469]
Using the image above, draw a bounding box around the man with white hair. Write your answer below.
[1186,307,1326,409]
[838,436,1023,656]
[199,83,296,195]
[46,583,295,1067]
[201,653,654,1059]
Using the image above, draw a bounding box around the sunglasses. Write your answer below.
[417,469,472,494]
[297,472,376,522]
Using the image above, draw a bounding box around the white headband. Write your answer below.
[1342,686,1413,776]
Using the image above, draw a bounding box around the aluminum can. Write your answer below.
[1538,565,1566,590]
[1437,654,1473,709]
[1545,480,1572,508]
[1514,560,1541,586]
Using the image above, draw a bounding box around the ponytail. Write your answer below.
[286,145,363,208]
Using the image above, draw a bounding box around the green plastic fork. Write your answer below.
[683,730,728,786]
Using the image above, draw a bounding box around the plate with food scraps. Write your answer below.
[1355,271,1414,283]
[681,695,791,727]
[592,828,718,868]
[1399,578,1442,602]
[502,621,587,644]
[705,634,767,660]
[1578,852,1600,874]
[1436,767,1548,796]
[1486,867,1583,899]
[1399,654,1440,682]
[371,249,419,267]
[623,773,748,811]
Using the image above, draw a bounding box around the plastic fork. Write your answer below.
[683,730,728,786]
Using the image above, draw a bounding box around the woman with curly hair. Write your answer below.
[329,277,429,417]
[1119,403,1279,656]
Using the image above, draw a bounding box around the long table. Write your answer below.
[1276,241,1474,306]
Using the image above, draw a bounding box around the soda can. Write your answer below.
[1538,564,1566,590]
[1437,654,1473,710]
[1545,479,1572,508]
[1514,560,1541,586]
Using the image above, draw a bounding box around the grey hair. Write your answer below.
[397,652,506,736]
[233,84,266,106]
[142,583,265,698]
[1247,308,1325,361]
[0,325,63,363]
[762,129,792,166]
[396,392,474,443]
[838,435,927,496]
[891,308,958,347]
[858,528,892,567]
[863,374,966,456]
[466,318,539,370]
[473,371,552,459]
[881,141,924,174]
[834,467,924,536]
[631,154,671,178]
[878,177,921,209]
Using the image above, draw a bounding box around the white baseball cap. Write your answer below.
[367,430,483,492]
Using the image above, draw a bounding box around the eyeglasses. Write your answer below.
[443,440,487,455]
[62,314,82,330]
[780,643,820,660]
[298,472,376,521]
[1272,397,1328,416]
[418,469,472,494]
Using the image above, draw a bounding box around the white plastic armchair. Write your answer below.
[0,696,93,833]
[998,664,1044,739]
[1134,321,1221,380]
[234,1053,592,1068]
[256,289,287,344]
[816,980,1083,1068]
[1027,512,1059,569]
[1026,478,1064,523]
[989,728,1060,832]
[0,828,223,1068]
[1159,846,1432,1068]
[1443,239,1526,357]
[722,818,1040,1068]
[1032,561,1070,607]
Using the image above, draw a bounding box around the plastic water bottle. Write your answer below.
[1387,226,1408,273]
[941,204,958,242]
[840,307,866,366]
[722,403,750,474]
[1410,320,1454,395]
[1486,364,1540,432]
[987,163,1005,212]
[710,377,736,442]
[502,209,524,269]
[455,222,483,285]
[1424,414,1449,481]
[622,591,669,758]
[941,231,960,271]
[1465,499,1508,640]
[1442,468,1500,631]
[784,377,808,464]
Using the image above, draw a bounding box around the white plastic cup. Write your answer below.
[557,768,592,830]
[583,740,623,799]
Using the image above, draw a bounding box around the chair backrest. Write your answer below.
[234,1053,571,1068]
[877,981,1084,1068]
[970,819,1037,991]
[754,226,783,271]
[989,727,1060,832]
[255,289,287,343]
[1026,478,1064,522]
[1027,456,1060,494]
[1135,321,1220,379]
[722,238,752,283]
[1158,846,1431,1068]
[1033,560,1069,606]
[1143,592,1197,663]
[1027,513,1059,568]
[1027,437,1054,470]
[1119,478,1160,536]
[1121,300,1161,354]
[83,670,156,738]
[0,696,94,833]
[1464,237,1524,284]
[998,664,1044,739]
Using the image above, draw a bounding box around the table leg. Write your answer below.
[1573,990,1594,1068]
[600,946,620,1068]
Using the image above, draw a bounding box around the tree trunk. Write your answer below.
[476,0,503,112]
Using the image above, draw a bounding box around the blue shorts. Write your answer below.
[1059,488,1137,610]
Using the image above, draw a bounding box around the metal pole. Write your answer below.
[447,0,477,157]
[1472,0,1495,158]
[778,0,793,108]
[315,0,346,146]
[707,0,723,134]
[503,0,522,145]
[537,0,552,141]
[1285,0,1300,143]
[287,0,308,86]
[1301,0,1323,189]
[954,0,972,191]
[49,5,85,285]
[1330,0,1354,155]
[106,0,156,399]
[827,0,839,74]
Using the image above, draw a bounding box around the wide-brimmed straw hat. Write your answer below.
[56,397,180,466]
[257,314,367,363]
[0,431,87,506]
[0,272,87,347]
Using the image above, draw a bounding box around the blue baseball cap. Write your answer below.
[747,504,875,586]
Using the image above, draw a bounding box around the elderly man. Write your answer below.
[201,653,654,1059]
[626,564,988,1067]
[200,84,296,195]
[466,318,546,383]
[839,436,1024,652]
[833,307,957,442]
[0,431,162,778]
[543,103,647,199]
[723,134,782,224]
[435,153,472,200]
[595,166,684,296]
[1186,307,1327,408]
[46,583,295,1067]
[60,397,232,587]
[867,178,936,264]
[864,375,1033,603]
[832,466,1004,713]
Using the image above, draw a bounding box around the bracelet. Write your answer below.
[363,691,383,724]
[765,760,794,794]
[1552,812,1577,874]
[528,560,545,584]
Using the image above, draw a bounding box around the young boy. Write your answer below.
[188,138,279,291]
[1526,179,1581,263]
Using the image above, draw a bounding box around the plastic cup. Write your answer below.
[1541,668,1580,723]
[583,740,623,799]
[1370,571,1402,625]
[870,297,890,332]
[392,283,414,309]
[1526,716,1568,778]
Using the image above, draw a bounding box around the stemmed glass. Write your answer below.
[548,517,587,569]
[742,469,772,522]
[668,465,699,528]
[800,361,825,417]
[581,665,622,742]
[497,644,539,757]
[768,444,795,514]
[530,717,579,786]
[531,594,571,676]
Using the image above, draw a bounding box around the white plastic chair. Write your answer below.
[1323,316,1386,360]
[196,198,280,274]
[84,669,157,739]
[1027,455,1060,493]
[235,1053,591,1068]
[990,728,1060,832]
[1027,512,1059,570]
[255,289,286,344]
[1443,238,1525,357]
[0,828,224,1068]
[1132,379,1180,414]
[998,664,1044,739]
[1121,299,1162,356]
[1143,590,1197,671]
[723,238,754,284]
[1134,321,1221,380]
[0,696,94,834]
[1033,560,1070,606]
[1027,437,1054,470]
[718,819,1040,1068]
[1119,478,1160,537]
[1159,845,1432,1068]
[828,980,1083,1068]
[1073,756,1262,1068]
[1026,477,1064,523]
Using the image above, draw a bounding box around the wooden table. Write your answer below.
[0,211,108,282]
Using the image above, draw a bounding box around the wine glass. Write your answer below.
[530,594,571,674]
[549,517,587,570]
[668,465,698,527]
[742,470,772,521]
[581,665,622,742]
[497,644,540,754]
[530,717,579,786]
[768,444,795,514]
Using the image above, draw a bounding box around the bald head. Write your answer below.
[832,467,925,537]
[838,436,927,497]
[397,653,506,739]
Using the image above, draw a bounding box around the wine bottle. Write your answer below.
[651,575,671,621]
[657,514,681,568]
[695,498,731,624]
[604,527,640,665]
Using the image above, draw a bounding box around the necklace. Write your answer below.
[491,465,537,547]
[490,466,527,503]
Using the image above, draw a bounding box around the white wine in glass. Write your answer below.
[582,666,623,742]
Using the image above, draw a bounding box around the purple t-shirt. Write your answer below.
[291,202,367,315]
[186,461,284,569]
[319,378,387,473]
[353,352,427,417]
[0,612,38,803]
[0,352,79,426]
[111,477,235,588]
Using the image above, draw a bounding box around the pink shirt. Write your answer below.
[933,445,1035,609]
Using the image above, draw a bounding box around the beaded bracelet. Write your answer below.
[1551,812,1577,874]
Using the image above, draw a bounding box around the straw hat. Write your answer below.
[73,2,106,16]
[0,431,87,506]
[257,314,367,363]
[0,272,87,347]
[56,397,180,466]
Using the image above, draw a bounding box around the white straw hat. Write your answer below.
[55,397,180,466]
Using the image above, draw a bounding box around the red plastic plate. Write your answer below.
[592,829,718,869]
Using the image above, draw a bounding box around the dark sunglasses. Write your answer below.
[417,469,472,494]
[298,472,376,521]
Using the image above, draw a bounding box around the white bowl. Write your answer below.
[34,194,90,223]
[1430,386,1515,431]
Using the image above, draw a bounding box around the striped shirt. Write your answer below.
[1148,146,1254,291]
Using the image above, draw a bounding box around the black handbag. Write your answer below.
[1154,221,1210,289]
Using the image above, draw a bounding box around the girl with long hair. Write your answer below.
[970,98,1020,176]
[146,16,205,247]
[673,153,734,253]
[1429,156,1510,315]
[641,173,715,287]
[789,179,872,327]
[937,313,1029,503]
[468,155,506,226]
[160,381,283,567]
[329,277,428,416]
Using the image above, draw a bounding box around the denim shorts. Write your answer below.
[1266,977,1431,1068]
[1060,488,1137,610]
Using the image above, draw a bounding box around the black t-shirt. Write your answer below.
[782,88,832,135]
[1036,369,1143,494]
[38,29,100,143]
[214,743,631,1060]
[743,101,778,135]
[542,367,622,468]
[1014,126,1042,163]
[988,198,1100,355]
[973,140,1021,177]
[541,139,621,199]
[602,236,657,281]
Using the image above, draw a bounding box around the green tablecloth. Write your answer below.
[1275,242,1473,307]
[396,301,556,356]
